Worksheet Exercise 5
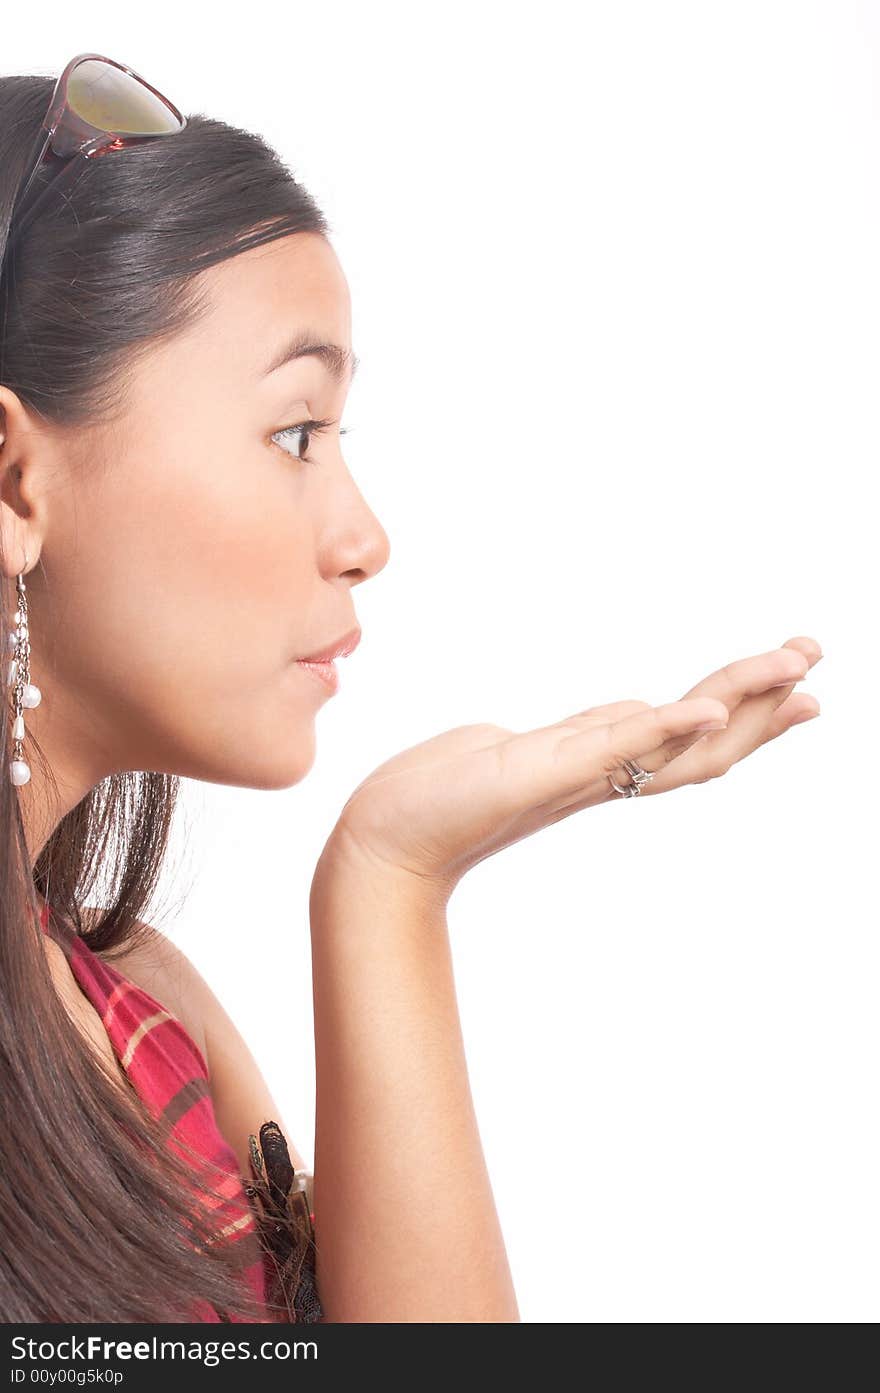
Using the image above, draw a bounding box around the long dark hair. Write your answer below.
[0,71,329,1322]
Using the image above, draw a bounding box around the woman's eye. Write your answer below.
[271,418,350,462]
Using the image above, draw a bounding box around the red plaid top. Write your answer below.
[40,900,271,1322]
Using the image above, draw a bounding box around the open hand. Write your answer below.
[321,637,822,901]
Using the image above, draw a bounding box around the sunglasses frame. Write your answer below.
[1,52,186,273]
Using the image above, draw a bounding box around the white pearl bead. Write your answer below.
[22,684,41,709]
[7,659,17,686]
[7,632,17,650]
[12,714,24,740]
[10,760,31,786]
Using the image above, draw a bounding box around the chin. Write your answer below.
[167,717,318,790]
[243,737,318,791]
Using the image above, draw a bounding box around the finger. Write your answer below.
[644,680,821,795]
[542,641,823,809]
[502,697,729,808]
[555,639,821,736]
[529,699,726,816]
[550,699,653,731]
[547,689,821,819]
[754,637,823,701]
[780,636,824,665]
[554,675,799,793]
[547,661,804,794]
[749,691,821,753]
[647,649,809,786]
[679,643,813,714]
[641,638,822,791]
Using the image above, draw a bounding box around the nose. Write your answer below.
[342,526,390,584]
[334,489,391,586]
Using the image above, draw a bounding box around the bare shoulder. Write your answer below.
[85,908,309,1179]
[85,908,209,1061]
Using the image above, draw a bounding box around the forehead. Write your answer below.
[147,231,352,388]
[210,230,349,329]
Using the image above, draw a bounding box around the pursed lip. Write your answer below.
[297,625,361,664]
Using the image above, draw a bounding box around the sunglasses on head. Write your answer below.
[1,52,185,277]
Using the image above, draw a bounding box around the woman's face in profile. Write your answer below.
[29,230,390,793]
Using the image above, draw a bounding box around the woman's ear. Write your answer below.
[0,385,46,579]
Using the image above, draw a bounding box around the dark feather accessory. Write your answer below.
[244,1119,323,1323]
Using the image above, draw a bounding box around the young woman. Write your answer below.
[0,55,822,1324]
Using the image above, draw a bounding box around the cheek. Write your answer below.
[52,443,316,705]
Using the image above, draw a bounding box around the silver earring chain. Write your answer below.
[8,550,41,786]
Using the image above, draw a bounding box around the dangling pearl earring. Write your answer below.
[8,550,41,786]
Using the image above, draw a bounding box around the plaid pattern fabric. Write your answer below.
[40,900,271,1323]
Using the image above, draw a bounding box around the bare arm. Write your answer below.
[305,641,821,1321]
[308,851,520,1323]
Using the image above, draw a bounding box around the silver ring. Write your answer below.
[608,758,656,798]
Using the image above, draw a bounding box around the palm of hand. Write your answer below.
[327,638,822,899]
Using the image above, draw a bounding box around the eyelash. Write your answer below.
[272,417,351,462]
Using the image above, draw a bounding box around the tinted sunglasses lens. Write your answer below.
[67,59,182,135]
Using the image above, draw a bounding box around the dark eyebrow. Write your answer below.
[261,329,359,384]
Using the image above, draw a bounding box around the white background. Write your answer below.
[6,2,876,1322]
